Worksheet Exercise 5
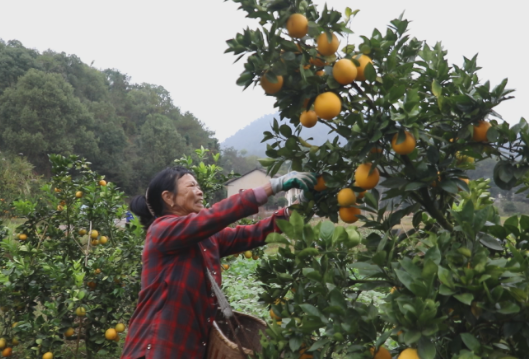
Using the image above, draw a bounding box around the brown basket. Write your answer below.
[207,311,267,359]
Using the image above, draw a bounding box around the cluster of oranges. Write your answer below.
[259,13,373,130]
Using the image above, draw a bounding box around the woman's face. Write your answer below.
[169,174,204,215]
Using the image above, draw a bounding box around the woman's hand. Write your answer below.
[270,172,317,194]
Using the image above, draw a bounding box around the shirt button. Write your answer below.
[147,344,151,350]
[213,271,216,275]
[202,341,207,346]
[203,249,206,252]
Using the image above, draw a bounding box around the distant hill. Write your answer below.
[221,112,344,157]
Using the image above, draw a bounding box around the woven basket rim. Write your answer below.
[211,311,266,355]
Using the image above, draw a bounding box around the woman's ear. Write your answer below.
[161,190,176,209]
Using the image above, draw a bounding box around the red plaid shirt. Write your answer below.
[121,189,286,359]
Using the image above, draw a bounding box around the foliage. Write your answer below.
[0,153,43,218]
[225,0,529,358]
[174,147,237,206]
[0,155,144,358]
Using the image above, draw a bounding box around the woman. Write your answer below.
[121,166,316,359]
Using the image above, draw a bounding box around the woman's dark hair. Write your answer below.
[130,166,193,229]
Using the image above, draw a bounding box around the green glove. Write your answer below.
[270,172,317,194]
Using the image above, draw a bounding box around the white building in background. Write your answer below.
[224,168,298,206]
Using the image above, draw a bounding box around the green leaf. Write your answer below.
[364,62,376,82]
[438,266,455,289]
[479,234,503,251]
[320,221,335,242]
[460,333,481,351]
[403,330,421,345]
[265,233,290,245]
[276,219,295,238]
[418,337,436,359]
[454,293,474,305]
[497,302,520,314]
[299,303,323,317]
[431,80,442,97]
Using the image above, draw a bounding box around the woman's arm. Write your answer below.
[149,188,265,253]
[215,208,288,258]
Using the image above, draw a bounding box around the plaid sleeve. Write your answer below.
[149,189,260,253]
[215,208,288,257]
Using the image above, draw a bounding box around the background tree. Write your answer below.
[0,69,99,175]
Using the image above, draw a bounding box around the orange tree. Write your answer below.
[0,155,143,358]
[226,0,529,358]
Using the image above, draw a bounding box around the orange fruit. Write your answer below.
[317,32,339,56]
[244,251,252,259]
[356,190,366,199]
[472,120,491,142]
[90,230,99,239]
[18,234,27,241]
[398,348,419,359]
[75,191,83,198]
[75,307,86,317]
[300,111,318,128]
[222,264,230,270]
[310,56,326,67]
[355,163,380,190]
[87,281,97,290]
[354,54,374,81]
[314,176,327,191]
[94,268,101,274]
[99,180,107,186]
[115,323,126,333]
[260,74,283,94]
[315,70,324,76]
[42,352,53,359]
[105,328,117,340]
[370,145,383,154]
[99,236,108,245]
[91,240,99,246]
[339,207,361,224]
[370,346,392,359]
[0,339,5,350]
[286,14,308,38]
[314,92,341,120]
[337,188,356,206]
[64,327,75,337]
[391,131,416,155]
[299,348,313,359]
[54,188,61,193]
[333,59,357,85]
[78,229,87,235]
[252,254,259,260]
[270,308,281,320]
[1,347,12,357]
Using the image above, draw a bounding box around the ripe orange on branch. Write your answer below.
[354,54,373,81]
[18,234,27,241]
[286,14,308,38]
[337,188,356,206]
[300,110,318,128]
[42,352,53,359]
[317,32,339,56]
[472,120,491,142]
[339,206,361,223]
[354,163,380,190]
[391,131,416,155]
[370,346,392,359]
[105,328,117,340]
[398,348,419,359]
[314,176,327,191]
[314,92,341,120]
[333,59,357,85]
[260,74,284,94]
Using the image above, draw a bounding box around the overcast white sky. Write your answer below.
[1,1,527,142]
